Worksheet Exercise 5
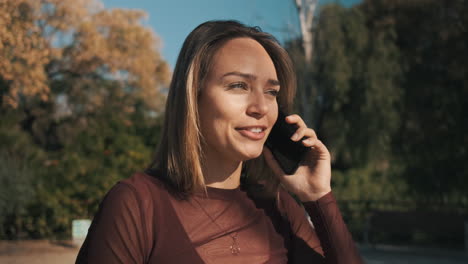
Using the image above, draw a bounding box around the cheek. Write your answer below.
[202,93,244,121]
[269,101,279,122]
[199,100,237,139]
[209,105,238,136]
[264,102,279,136]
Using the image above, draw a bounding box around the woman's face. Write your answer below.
[198,37,279,164]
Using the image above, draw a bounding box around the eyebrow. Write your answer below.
[221,71,280,86]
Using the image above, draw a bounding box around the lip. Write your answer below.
[235,126,268,140]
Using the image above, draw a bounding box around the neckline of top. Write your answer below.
[194,185,243,200]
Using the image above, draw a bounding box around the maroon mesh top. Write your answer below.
[76,172,363,263]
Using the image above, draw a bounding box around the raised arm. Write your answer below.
[303,192,363,263]
[264,114,363,263]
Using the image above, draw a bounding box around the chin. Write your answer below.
[239,148,264,161]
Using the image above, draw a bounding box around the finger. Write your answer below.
[306,139,331,161]
[262,147,285,175]
[291,126,307,141]
[301,137,317,147]
[286,115,318,139]
[292,127,317,142]
[285,114,306,128]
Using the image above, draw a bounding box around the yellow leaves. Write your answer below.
[65,6,170,110]
[1,0,170,110]
[38,0,97,31]
[1,0,52,107]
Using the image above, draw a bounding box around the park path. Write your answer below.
[0,240,467,263]
[0,240,78,264]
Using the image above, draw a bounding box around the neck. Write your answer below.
[202,154,243,189]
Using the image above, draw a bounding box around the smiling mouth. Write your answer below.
[246,127,263,133]
[236,126,267,140]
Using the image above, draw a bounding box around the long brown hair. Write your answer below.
[147,20,296,198]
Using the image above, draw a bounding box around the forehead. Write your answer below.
[209,37,277,78]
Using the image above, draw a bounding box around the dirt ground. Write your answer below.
[1,240,467,264]
[0,240,79,264]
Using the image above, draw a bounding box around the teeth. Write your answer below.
[248,128,262,133]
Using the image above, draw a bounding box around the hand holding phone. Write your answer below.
[265,110,310,174]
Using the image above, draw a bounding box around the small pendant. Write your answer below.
[230,234,240,255]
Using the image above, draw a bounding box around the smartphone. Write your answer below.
[265,110,309,175]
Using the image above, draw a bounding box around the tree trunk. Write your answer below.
[293,0,318,127]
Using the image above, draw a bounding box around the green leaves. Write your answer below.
[309,3,402,168]
[288,0,468,209]
[0,0,167,239]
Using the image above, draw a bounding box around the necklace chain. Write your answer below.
[192,197,241,255]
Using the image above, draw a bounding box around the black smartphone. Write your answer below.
[265,110,309,175]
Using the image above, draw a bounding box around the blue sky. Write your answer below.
[101,0,361,69]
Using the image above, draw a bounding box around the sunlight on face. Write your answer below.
[198,37,279,165]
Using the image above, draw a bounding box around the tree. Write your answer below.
[0,0,170,110]
[1,0,170,152]
[292,0,319,127]
[306,3,402,169]
[286,3,404,209]
[294,0,318,63]
[0,109,44,238]
[361,0,468,201]
[286,0,468,244]
[0,0,170,238]
[293,0,468,204]
[0,0,52,107]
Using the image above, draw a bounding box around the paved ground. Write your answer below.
[360,244,468,264]
[0,240,79,264]
[0,240,467,263]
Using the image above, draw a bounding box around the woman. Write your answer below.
[76,20,363,263]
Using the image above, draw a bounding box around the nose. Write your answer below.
[246,90,269,119]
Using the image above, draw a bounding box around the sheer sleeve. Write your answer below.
[302,192,363,264]
[279,190,363,264]
[75,183,149,264]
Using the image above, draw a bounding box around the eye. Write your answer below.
[266,89,279,97]
[228,82,248,90]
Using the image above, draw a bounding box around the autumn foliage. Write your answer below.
[0,0,170,109]
[0,0,169,239]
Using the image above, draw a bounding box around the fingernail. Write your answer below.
[291,133,298,140]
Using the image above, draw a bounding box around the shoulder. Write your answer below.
[98,172,172,240]
[79,173,169,263]
[119,172,167,196]
[100,172,171,219]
